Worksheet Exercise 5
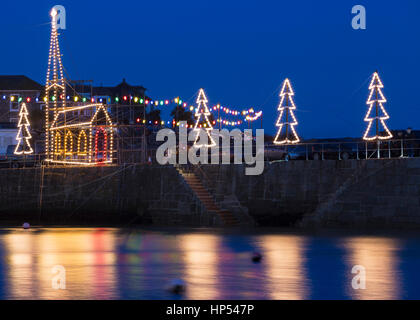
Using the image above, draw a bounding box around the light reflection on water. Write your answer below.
[259,235,308,300]
[180,234,220,300]
[0,228,418,300]
[342,237,402,300]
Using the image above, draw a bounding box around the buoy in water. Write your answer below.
[23,222,30,229]
[252,252,262,263]
[167,279,186,295]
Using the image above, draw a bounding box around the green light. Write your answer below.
[51,96,56,101]
[83,97,86,102]
[115,97,119,102]
[140,99,144,103]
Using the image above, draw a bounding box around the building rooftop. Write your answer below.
[70,78,148,98]
[0,75,43,91]
[0,76,151,100]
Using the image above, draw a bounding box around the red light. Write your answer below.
[155,121,158,125]
[26,97,31,103]
[95,127,108,164]
[123,96,127,101]
[136,118,140,123]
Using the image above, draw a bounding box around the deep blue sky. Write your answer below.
[0,0,419,137]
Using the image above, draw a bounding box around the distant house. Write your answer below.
[94,78,147,103]
[70,78,150,124]
[391,128,419,140]
[0,75,43,126]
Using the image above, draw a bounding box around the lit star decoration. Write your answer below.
[14,103,34,155]
[246,111,262,122]
[273,78,300,145]
[363,72,393,141]
[193,88,216,148]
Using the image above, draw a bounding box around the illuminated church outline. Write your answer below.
[45,7,114,165]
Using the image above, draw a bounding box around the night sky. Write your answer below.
[0,0,419,137]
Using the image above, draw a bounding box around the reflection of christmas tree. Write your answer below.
[273,78,300,145]
[14,103,34,155]
[193,88,216,147]
[363,72,392,141]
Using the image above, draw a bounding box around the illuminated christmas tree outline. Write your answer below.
[363,71,392,141]
[273,78,300,145]
[193,88,216,148]
[14,103,34,155]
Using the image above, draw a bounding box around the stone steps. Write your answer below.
[177,168,239,226]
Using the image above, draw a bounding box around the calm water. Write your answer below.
[0,228,419,300]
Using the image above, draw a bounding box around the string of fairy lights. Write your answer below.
[3,94,263,128]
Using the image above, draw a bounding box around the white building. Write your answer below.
[0,123,18,154]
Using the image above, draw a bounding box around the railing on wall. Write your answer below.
[5,137,420,168]
[265,138,420,161]
[0,154,43,169]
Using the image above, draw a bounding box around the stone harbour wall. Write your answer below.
[200,158,420,228]
[0,165,210,226]
[1,158,420,228]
